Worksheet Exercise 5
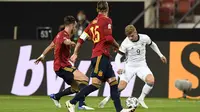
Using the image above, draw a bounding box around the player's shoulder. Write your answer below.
[138,33,149,38]
[55,30,69,40]
[138,33,150,41]
[121,37,129,45]
[99,16,112,23]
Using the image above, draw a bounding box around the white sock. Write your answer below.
[138,84,153,101]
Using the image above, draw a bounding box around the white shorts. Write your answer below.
[119,64,153,83]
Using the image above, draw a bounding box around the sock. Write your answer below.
[110,81,123,112]
[54,87,76,100]
[70,84,99,105]
[78,82,88,107]
[138,83,153,101]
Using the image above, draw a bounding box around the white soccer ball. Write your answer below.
[126,97,139,108]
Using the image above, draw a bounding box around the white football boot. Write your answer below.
[98,96,111,108]
[65,100,75,112]
[138,99,148,109]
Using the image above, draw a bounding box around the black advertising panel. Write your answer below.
[0,40,169,97]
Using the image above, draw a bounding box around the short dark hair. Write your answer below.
[97,1,109,12]
[64,16,76,26]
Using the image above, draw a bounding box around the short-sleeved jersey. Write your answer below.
[79,14,113,58]
[53,30,72,71]
[119,34,152,65]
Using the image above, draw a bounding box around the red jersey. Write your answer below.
[78,14,114,58]
[53,30,72,71]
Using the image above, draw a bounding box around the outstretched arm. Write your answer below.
[150,42,167,63]
[35,42,55,64]
[150,42,163,57]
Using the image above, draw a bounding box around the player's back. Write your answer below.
[86,14,113,58]
[53,30,71,71]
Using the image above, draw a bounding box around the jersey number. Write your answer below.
[136,49,140,55]
[90,26,100,43]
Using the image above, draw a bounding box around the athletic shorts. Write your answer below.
[55,66,76,85]
[120,64,153,83]
[90,54,115,82]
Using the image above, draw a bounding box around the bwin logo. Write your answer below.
[11,45,136,97]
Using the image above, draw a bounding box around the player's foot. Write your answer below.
[98,96,110,108]
[65,100,75,112]
[49,94,61,108]
[78,105,95,110]
[120,108,135,112]
[138,100,148,109]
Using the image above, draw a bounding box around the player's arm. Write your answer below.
[71,30,89,63]
[63,39,76,47]
[104,18,119,50]
[115,42,126,74]
[147,36,167,63]
[34,42,55,64]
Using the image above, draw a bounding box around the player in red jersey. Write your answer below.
[34,16,94,110]
[65,1,135,112]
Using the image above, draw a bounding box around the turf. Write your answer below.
[0,95,200,112]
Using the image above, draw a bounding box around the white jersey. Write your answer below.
[119,34,152,65]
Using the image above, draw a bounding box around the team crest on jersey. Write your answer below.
[108,24,112,29]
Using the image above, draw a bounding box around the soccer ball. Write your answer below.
[126,97,139,109]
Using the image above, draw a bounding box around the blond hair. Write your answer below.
[125,25,136,36]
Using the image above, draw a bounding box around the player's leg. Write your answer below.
[73,70,91,109]
[106,77,135,112]
[51,87,78,104]
[137,66,154,109]
[66,55,103,112]
[99,66,134,108]
[49,69,78,108]
[105,60,135,112]
[98,76,128,108]
[66,77,101,111]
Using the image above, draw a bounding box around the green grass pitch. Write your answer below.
[0,95,200,112]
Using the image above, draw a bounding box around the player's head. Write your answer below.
[97,1,109,14]
[64,15,77,35]
[125,25,138,42]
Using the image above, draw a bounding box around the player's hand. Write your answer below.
[117,69,124,75]
[70,54,78,63]
[113,47,119,53]
[161,56,167,64]
[34,55,45,65]
[70,41,76,47]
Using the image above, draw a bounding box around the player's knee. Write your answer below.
[77,80,89,91]
[145,74,155,86]
[91,83,101,89]
[118,81,127,92]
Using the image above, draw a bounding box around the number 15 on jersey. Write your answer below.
[90,25,100,43]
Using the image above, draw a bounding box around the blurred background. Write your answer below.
[0,0,200,99]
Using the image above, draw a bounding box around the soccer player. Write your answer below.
[99,25,167,109]
[65,1,135,112]
[34,16,94,110]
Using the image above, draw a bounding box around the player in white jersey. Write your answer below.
[99,25,167,109]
